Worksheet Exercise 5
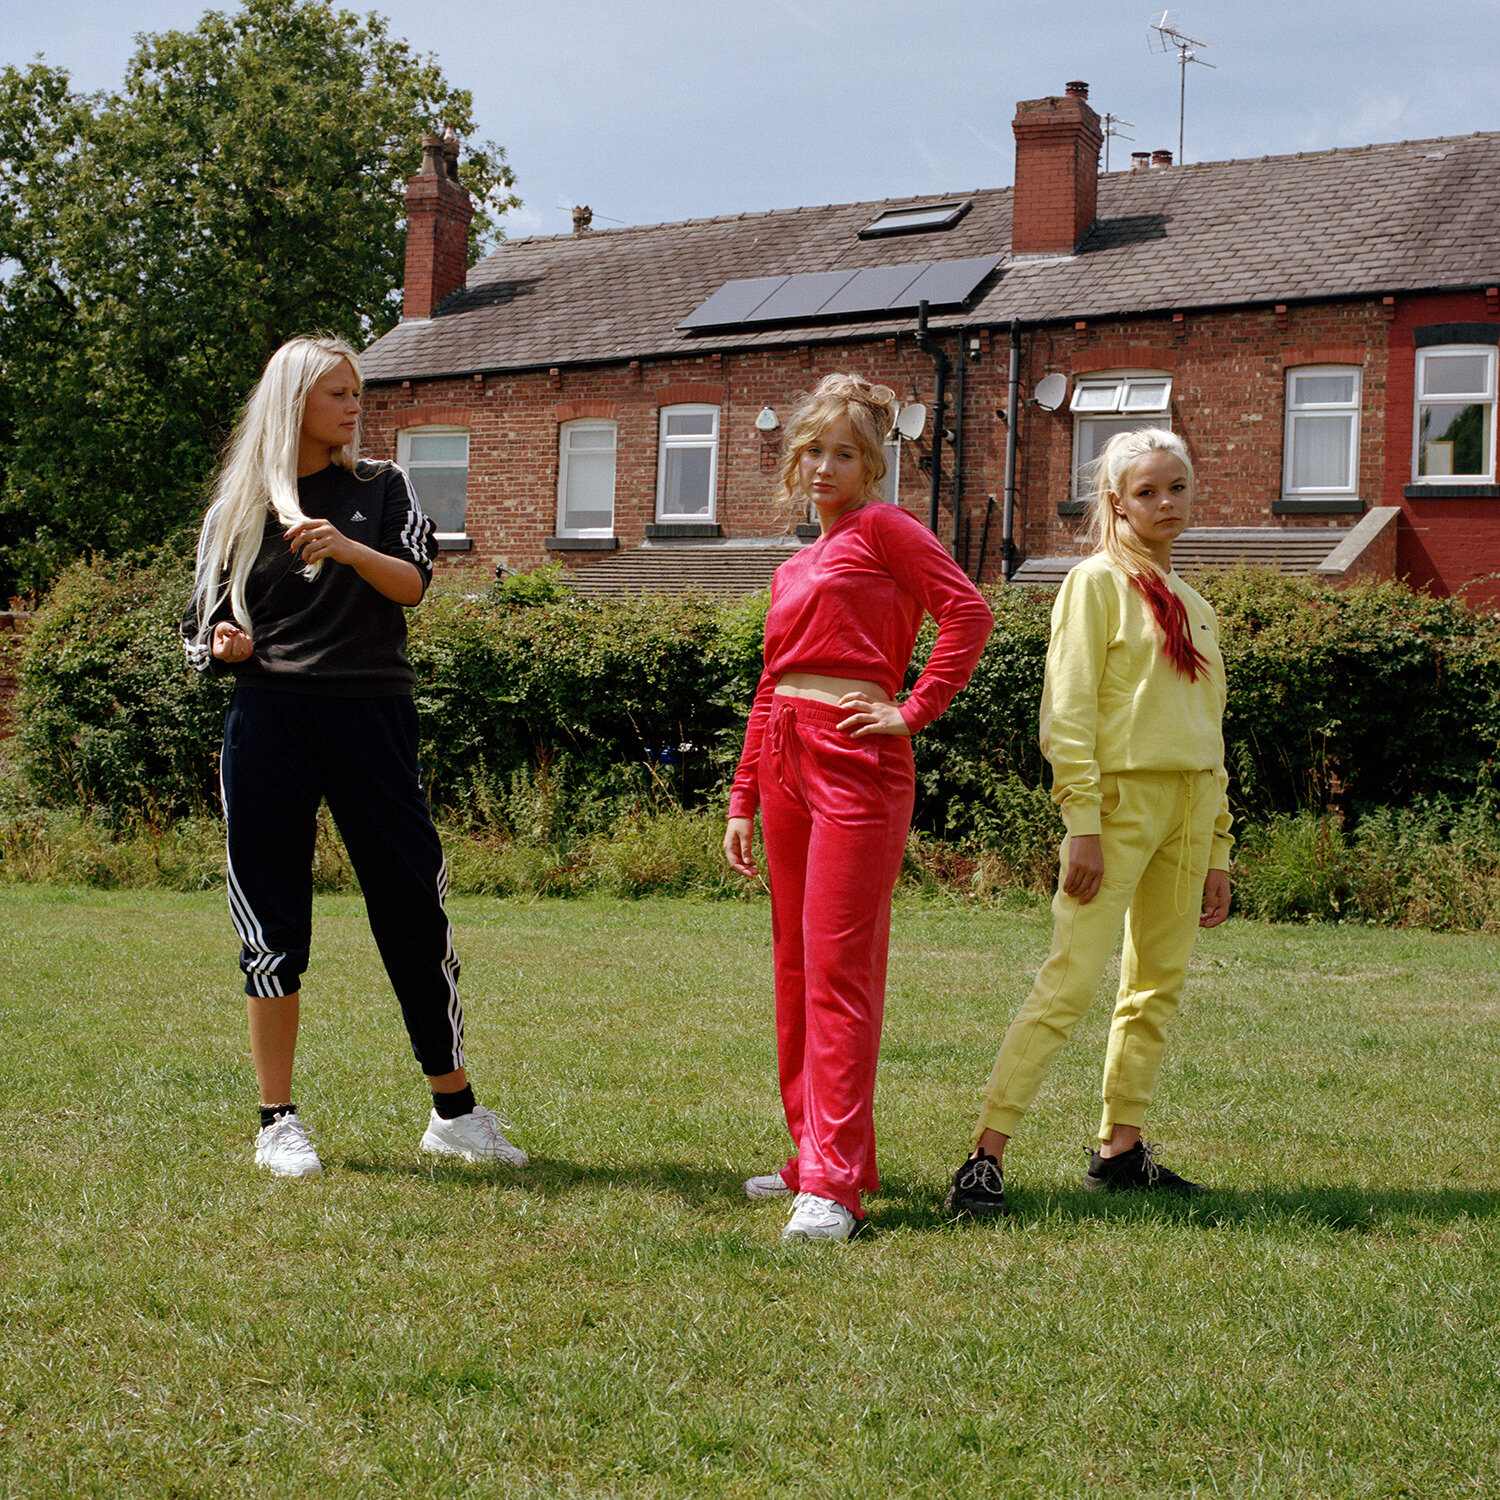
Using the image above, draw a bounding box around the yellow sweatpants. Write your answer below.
[976,769,1220,1144]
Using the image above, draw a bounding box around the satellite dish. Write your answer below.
[894,402,927,440]
[1033,373,1068,412]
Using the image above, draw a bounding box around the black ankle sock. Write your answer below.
[259,1103,296,1128]
[432,1085,476,1120]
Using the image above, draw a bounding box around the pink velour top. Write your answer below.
[728,501,994,821]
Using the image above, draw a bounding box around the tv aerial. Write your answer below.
[1149,11,1215,163]
[1102,112,1136,173]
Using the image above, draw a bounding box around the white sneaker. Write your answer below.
[420,1105,528,1167]
[253,1113,323,1178]
[782,1192,857,1242]
[744,1172,791,1201]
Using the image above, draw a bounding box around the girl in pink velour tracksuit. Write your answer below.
[724,374,993,1242]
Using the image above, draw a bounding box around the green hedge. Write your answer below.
[14,547,231,824]
[12,553,1500,852]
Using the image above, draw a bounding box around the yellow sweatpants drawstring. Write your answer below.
[1172,772,1195,917]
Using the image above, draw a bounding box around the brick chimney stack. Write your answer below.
[402,130,474,320]
[1010,80,1103,256]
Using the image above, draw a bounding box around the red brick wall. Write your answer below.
[1382,290,1500,606]
[364,292,1496,596]
[363,343,969,578]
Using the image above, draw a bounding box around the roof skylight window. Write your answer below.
[858,200,971,239]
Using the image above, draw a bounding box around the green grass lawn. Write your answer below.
[2,886,1498,1497]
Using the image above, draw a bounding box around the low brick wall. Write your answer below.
[0,612,31,744]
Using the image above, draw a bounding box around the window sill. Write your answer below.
[545,536,619,551]
[646,521,721,539]
[1403,484,1500,499]
[1272,497,1366,515]
[435,535,473,552]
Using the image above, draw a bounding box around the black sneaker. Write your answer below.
[1082,1140,1205,1197]
[945,1150,1008,1217]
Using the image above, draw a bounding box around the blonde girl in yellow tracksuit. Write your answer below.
[946,427,1232,1215]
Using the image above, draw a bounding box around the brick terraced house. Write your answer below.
[360,84,1500,605]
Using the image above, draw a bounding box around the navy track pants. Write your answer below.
[219,686,463,1076]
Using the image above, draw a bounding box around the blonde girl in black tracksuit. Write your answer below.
[183,334,526,1178]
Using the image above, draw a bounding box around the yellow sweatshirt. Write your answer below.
[1039,552,1233,870]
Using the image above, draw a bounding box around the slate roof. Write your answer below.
[363,131,1500,383]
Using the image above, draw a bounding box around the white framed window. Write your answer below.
[397,426,469,536]
[656,404,719,521]
[1413,345,1496,482]
[1070,373,1173,498]
[1283,366,1361,498]
[557,420,617,537]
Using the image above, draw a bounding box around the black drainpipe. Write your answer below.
[1002,320,1021,581]
[914,301,949,539]
[949,327,967,564]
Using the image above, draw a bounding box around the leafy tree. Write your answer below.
[0,0,518,598]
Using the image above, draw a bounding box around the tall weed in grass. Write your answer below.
[1234,796,1500,931]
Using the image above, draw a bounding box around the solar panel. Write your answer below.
[745,269,859,323]
[819,262,930,317]
[677,275,788,330]
[898,255,1002,310]
[678,254,1002,331]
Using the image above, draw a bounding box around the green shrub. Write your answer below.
[15,547,231,821]
[1203,569,1500,818]
[14,552,1500,927]
[408,584,757,814]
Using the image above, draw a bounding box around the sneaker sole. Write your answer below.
[256,1159,323,1178]
[1081,1174,1204,1197]
[420,1135,528,1167]
[945,1189,1008,1218]
[744,1179,791,1201]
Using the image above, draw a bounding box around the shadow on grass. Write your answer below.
[332,1157,1500,1238]
[866,1174,1500,1236]
[337,1152,760,1208]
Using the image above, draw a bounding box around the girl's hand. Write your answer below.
[1200,868,1231,928]
[285,518,355,568]
[1063,833,1104,904]
[836,693,910,738]
[724,817,758,879]
[211,621,254,663]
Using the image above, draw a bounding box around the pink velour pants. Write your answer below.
[758,695,916,1217]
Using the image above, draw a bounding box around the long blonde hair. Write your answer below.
[774,373,897,521]
[189,335,363,638]
[1080,426,1207,680]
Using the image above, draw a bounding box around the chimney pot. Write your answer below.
[1131,152,1151,171]
[1065,80,1088,97]
[419,132,444,177]
[572,204,593,234]
[1152,148,1174,167]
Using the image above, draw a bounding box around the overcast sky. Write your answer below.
[5,0,1495,241]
